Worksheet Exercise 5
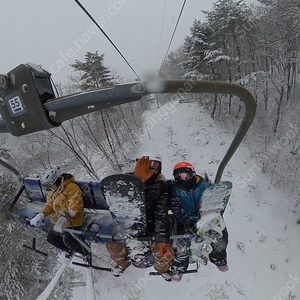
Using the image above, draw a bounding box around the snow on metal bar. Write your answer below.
[36,256,73,300]
[86,267,96,300]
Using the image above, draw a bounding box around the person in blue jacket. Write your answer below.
[170,162,229,281]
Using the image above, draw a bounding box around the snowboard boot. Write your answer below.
[161,271,172,282]
[65,250,74,259]
[82,252,92,266]
[111,266,126,277]
[171,271,183,282]
[197,254,209,266]
[216,264,229,272]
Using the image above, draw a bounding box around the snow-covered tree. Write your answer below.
[158,45,187,79]
[70,51,115,89]
[68,52,143,172]
[203,0,255,81]
[181,20,214,80]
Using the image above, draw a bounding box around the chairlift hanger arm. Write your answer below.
[44,82,145,123]
[0,64,256,182]
[45,80,255,182]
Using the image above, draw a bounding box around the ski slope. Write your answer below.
[72,100,300,300]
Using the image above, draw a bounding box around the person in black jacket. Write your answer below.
[106,152,174,280]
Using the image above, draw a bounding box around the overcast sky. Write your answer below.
[1,0,254,83]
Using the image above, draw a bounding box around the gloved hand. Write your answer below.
[65,208,76,218]
[157,243,173,258]
[30,213,44,227]
[53,217,67,233]
[134,157,156,182]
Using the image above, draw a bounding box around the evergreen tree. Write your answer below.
[65,52,144,172]
[203,0,254,81]
[70,51,115,89]
[181,20,214,80]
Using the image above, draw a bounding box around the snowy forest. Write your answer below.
[159,0,300,202]
[0,0,300,299]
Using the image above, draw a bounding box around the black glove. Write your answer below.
[185,221,196,233]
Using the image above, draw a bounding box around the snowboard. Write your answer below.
[191,181,232,264]
[101,174,147,237]
[101,174,153,268]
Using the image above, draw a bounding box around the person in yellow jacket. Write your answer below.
[30,167,85,257]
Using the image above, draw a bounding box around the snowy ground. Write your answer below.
[71,100,300,300]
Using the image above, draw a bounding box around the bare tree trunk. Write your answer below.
[119,106,137,146]
[273,86,284,134]
[228,95,232,115]
[117,106,138,145]
[100,111,122,172]
[48,125,99,180]
[211,94,218,118]
[264,80,269,111]
[79,115,121,172]
[105,110,126,162]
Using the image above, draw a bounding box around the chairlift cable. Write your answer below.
[74,0,141,81]
[156,0,167,67]
[162,0,187,65]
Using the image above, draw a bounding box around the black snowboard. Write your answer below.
[101,174,147,238]
[101,174,153,268]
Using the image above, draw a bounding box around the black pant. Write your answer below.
[209,228,228,266]
[47,228,86,255]
[170,238,190,273]
[172,225,228,271]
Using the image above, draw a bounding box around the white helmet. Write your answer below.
[140,151,162,163]
[40,167,61,187]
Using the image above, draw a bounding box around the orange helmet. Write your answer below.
[173,162,195,173]
[173,162,196,187]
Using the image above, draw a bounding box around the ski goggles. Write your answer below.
[150,160,161,171]
[173,168,193,181]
